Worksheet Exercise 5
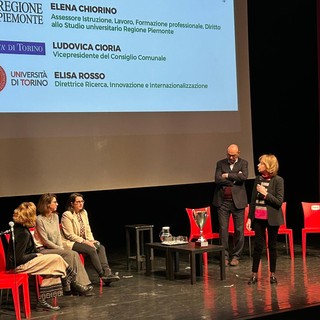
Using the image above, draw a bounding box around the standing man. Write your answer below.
[212,144,248,266]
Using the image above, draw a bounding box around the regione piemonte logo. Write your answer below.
[0,66,6,92]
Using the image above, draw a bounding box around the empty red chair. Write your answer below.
[186,206,219,264]
[301,202,320,258]
[277,202,294,259]
[186,206,219,244]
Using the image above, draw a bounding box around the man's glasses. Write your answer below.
[227,153,239,158]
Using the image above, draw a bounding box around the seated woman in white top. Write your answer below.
[34,193,93,296]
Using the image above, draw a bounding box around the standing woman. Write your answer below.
[35,193,93,296]
[7,202,77,311]
[61,192,120,285]
[246,154,284,284]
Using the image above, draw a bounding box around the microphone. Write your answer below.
[9,221,16,269]
[9,221,14,231]
[9,221,15,242]
[257,176,262,197]
[9,221,14,232]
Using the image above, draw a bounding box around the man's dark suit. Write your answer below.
[213,158,248,209]
[212,157,248,264]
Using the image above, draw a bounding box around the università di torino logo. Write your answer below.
[0,66,7,92]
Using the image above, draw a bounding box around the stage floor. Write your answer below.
[1,241,320,320]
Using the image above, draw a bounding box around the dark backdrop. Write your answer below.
[0,0,319,255]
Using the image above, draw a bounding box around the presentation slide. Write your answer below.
[0,0,237,112]
[0,0,254,197]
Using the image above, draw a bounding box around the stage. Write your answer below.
[1,240,320,320]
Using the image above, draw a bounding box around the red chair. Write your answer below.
[0,236,31,320]
[301,202,320,258]
[6,228,52,309]
[186,206,219,264]
[228,205,255,257]
[265,202,294,259]
[277,202,294,259]
[186,206,220,244]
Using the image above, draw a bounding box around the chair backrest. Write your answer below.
[185,206,214,240]
[301,202,320,229]
[229,205,254,235]
[228,213,235,233]
[279,202,287,230]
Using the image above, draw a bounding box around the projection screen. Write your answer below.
[0,0,255,197]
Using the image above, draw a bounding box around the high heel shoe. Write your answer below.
[36,298,60,312]
[248,276,258,285]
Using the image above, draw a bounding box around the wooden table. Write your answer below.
[145,242,226,284]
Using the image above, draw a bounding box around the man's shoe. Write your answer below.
[230,258,239,266]
[270,276,278,284]
[36,299,60,312]
[248,276,258,285]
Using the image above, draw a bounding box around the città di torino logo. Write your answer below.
[0,66,7,92]
[0,1,44,24]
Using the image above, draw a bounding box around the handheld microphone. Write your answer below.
[257,176,262,197]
